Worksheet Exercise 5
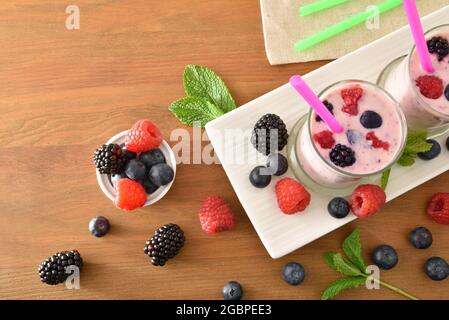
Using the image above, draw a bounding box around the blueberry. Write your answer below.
[417,139,441,160]
[316,100,334,122]
[111,172,127,186]
[346,130,362,145]
[89,216,110,237]
[140,149,165,168]
[222,281,243,300]
[360,111,383,129]
[249,166,271,188]
[327,197,350,219]
[149,163,174,186]
[140,178,159,195]
[266,153,288,176]
[445,85,449,101]
[424,257,449,281]
[372,245,398,270]
[122,148,137,161]
[409,227,433,249]
[282,262,305,286]
[446,136,449,151]
[125,159,147,181]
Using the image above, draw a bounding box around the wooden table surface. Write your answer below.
[1,0,448,300]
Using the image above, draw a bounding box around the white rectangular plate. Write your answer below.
[206,6,449,259]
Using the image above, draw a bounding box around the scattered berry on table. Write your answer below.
[424,257,449,281]
[445,85,449,102]
[409,226,433,249]
[427,36,449,61]
[427,192,449,225]
[330,144,356,167]
[149,163,174,186]
[140,178,159,195]
[93,144,126,175]
[222,281,243,300]
[415,75,444,99]
[349,184,386,218]
[250,114,289,155]
[282,262,305,286]
[114,178,147,211]
[89,216,110,237]
[111,172,127,187]
[125,119,162,153]
[366,132,390,151]
[199,196,235,234]
[341,86,363,115]
[372,245,398,270]
[313,130,335,149]
[249,166,272,188]
[125,159,147,181]
[267,153,289,176]
[140,149,165,168]
[38,250,83,285]
[327,197,350,219]
[275,178,311,215]
[143,223,185,266]
[417,139,441,160]
[346,129,362,145]
[360,110,383,129]
[316,100,334,122]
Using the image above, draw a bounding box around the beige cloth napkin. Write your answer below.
[260,0,448,65]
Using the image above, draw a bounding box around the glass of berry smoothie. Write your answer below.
[287,80,407,196]
[378,24,449,136]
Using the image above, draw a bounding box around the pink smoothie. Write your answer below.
[295,81,406,189]
[383,25,449,131]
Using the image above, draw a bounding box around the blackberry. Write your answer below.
[250,114,288,155]
[427,36,449,61]
[143,223,185,266]
[93,144,126,175]
[37,250,83,285]
[329,144,356,167]
[316,100,334,122]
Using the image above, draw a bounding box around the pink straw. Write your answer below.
[402,0,434,73]
[289,75,344,134]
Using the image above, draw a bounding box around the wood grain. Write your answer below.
[0,0,448,300]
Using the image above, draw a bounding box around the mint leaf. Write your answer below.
[321,277,366,300]
[381,168,391,190]
[332,253,363,277]
[397,152,416,167]
[342,229,366,273]
[183,65,236,113]
[169,96,224,127]
[323,252,339,272]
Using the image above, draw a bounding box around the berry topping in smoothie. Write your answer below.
[330,144,356,168]
[316,100,334,122]
[427,36,449,61]
[415,75,444,99]
[360,110,383,129]
[313,130,335,149]
[366,132,390,151]
[341,86,363,115]
[346,129,363,145]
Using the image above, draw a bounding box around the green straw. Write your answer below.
[299,0,351,17]
[295,0,403,52]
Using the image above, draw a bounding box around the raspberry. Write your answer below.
[415,76,444,99]
[313,130,335,149]
[275,178,311,215]
[349,184,386,218]
[199,196,235,234]
[114,178,147,211]
[341,87,363,116]
[366,132,390,151]
[427,193,449,225]
[125,119,162,153]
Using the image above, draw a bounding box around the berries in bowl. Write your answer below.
[94,120,176,211]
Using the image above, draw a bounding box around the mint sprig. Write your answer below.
[169,65,236,127]
[321,229,419,300]
[380,131,432,190]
